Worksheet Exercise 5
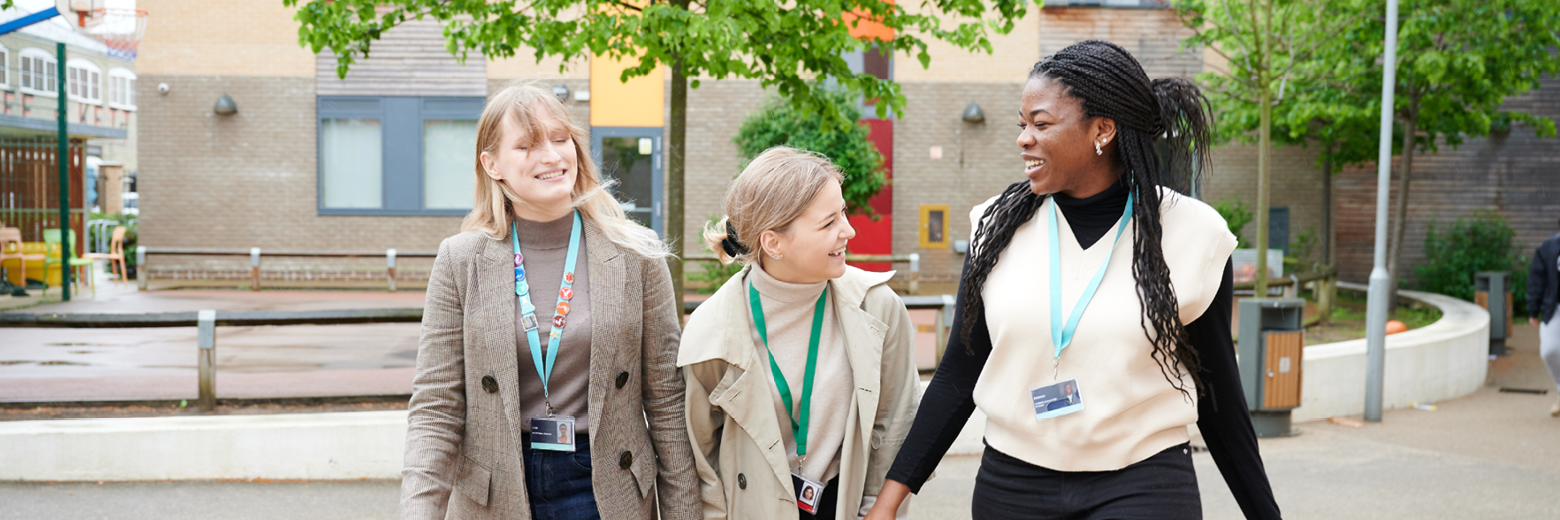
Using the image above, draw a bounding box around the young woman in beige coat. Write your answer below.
[680,147,921,520]
[402,82,700,520]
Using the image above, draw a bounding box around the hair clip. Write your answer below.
[721,221,750,257]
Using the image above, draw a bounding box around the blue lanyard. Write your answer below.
[512,211,582,414]
[1047,193,1133,361]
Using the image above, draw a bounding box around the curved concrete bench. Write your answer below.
[1292,283,1490,422]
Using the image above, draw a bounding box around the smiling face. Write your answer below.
[1017,76,1121,198]
[478,105,579,221]
[759,179,856,284]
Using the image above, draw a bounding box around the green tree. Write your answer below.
[733,88,886,216]
[286,0,1031,316]
[1173,0,1367,295]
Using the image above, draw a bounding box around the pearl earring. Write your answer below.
[1095,141,1103,156]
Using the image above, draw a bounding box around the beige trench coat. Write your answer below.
[679,265,921,520]
[401,223,700,520]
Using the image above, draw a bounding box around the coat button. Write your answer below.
[615,371,629,389]
[737,473,747,489]
[481,375,498,394]
[619,451,633,469]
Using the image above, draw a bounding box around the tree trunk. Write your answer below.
[668,58,687,319]
[1254,77,1273,297]
[1385,105,1418,311]
[1322,139,1334,269]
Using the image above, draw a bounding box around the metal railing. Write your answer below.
[1233,267,1339,324]
[685,253,923,294]
[134,246,438,292]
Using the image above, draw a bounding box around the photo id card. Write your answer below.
[1031,379,1084,420]
[792,473,824,514]
[529,416,577,452]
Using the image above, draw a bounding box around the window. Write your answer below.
[0,46,10,88]
[19,48,56,96]
[108,68,136,109]
[67,60,102,104]
[317,97,484,215]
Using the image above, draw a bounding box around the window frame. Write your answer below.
[66,59,102,105]
[316,96,485,216]
[0,45,10,89]
[108,68,136,110]
[18,48,57,97]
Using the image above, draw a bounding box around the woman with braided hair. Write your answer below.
[864,40,1280,520]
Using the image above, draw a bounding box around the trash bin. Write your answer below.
[1475,271,1512,356]
[1237,298,1305,437]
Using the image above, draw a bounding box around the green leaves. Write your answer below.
[732,88,888,217]
[1414,210,1529,310]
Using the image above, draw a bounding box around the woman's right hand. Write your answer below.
[863,480,912,520]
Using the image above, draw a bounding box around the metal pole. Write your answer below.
[197,309,217,411]
[1364,0,1400,422]
[56,42,69,301]
[386,248,397,292]
[135,245,147,290]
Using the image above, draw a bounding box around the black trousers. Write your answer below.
[972,443,1201,520]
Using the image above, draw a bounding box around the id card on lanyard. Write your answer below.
[514,211,582,452]
[749,280,829,512]
[1030,193,1132,421]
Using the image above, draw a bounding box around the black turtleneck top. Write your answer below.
[885,183,1281,519]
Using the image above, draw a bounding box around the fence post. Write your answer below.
[908,253,920,296]
[135,246,147,291]
[386,248,397,292]
[249,247,261,291]
[197,309,217,411]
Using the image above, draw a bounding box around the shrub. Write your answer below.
[1414,210,1528,312]
[1211,197,1253,248]
[732,88,886,216]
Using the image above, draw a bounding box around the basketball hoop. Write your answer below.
[56,1,147,61]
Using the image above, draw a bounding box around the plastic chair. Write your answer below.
[1,227,43,287]
[43,229,95,296]
[83,226,128,287]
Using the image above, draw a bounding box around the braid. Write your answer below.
[958,40,1215,399]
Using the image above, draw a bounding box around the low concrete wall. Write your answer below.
[0,411,407,481]
[1292,283,1490,422]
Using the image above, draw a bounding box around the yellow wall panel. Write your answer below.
[590,55,664,127]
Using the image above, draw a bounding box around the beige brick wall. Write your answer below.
[136,0,317,77]
[895,5,1040,83]
[679,79,771,254]
[1038,7,1201,79]
[1200,143,1328,264]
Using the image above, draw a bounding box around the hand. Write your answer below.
[863,480,911,520]
[1532,317,1541,327]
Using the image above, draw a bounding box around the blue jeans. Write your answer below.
[522,433,601,520]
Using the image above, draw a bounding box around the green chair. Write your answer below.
[43,228,94,297]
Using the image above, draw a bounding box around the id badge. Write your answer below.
[529,416,577,452]
[1031,379,1084,420]
[791,473,824,514]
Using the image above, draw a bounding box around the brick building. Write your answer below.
[134,0,1553,288]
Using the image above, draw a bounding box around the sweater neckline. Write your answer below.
[749,263,828,304]
[512,213,575,251]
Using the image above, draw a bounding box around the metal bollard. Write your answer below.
[250,247,261,291]
[197,309,217,411]
[386,248,397,292]
[935,293,956,364]
[908,253,921,295]
[135,246,147,291]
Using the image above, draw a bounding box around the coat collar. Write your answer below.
[478,217,623,439]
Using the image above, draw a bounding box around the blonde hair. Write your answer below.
[702,146,844,266]
[462,80,670,259]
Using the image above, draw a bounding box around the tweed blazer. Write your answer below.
[402,220,700,520]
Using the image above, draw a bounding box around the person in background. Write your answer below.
[1527,217,1560,417]
[681,147,921,520]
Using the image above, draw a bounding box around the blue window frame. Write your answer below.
[317,96,485,215]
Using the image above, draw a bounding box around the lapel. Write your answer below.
[582,220,623,435]
[707,266,797,492]
[831,268,890,454]
[477,234,526,450]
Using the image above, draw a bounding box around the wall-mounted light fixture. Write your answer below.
[552,84,571,102]
[213,93,238,116]
[962,102,985,124]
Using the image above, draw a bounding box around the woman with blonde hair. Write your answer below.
[680,146,920,520]
[402,80,700,520]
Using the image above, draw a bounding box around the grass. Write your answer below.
[1305,290,1443,345]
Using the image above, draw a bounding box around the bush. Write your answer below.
[1211,197,1253,248]
[1414,210,1528,312]
[732,88,886,216]
[686,215,745,295]
[87,212,138,267]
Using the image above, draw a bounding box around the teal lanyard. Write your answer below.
[748,280,827,457]
[1047,193,1134,363]
[512,211,582,415]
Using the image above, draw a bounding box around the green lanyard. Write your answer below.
[748,280,827,457]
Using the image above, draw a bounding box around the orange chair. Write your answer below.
[0,227,43,287]
[83,226,128,287]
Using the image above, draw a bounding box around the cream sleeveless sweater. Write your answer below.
[971,187,1236,472]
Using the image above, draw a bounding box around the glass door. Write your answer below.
[591,128,662,236]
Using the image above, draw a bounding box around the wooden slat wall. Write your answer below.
[1263,331,1303,410]
[1334,80,1560,286]
[316,17,487,97]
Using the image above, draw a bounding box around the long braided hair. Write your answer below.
[959,40,1214,397]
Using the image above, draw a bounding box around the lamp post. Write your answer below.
[56,42,70,301]
[1364,0,1400,422]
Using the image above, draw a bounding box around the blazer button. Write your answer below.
[481,375,498,394]
[619,451,634,469]
[737,473,747,489]
[615,371,629,389]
